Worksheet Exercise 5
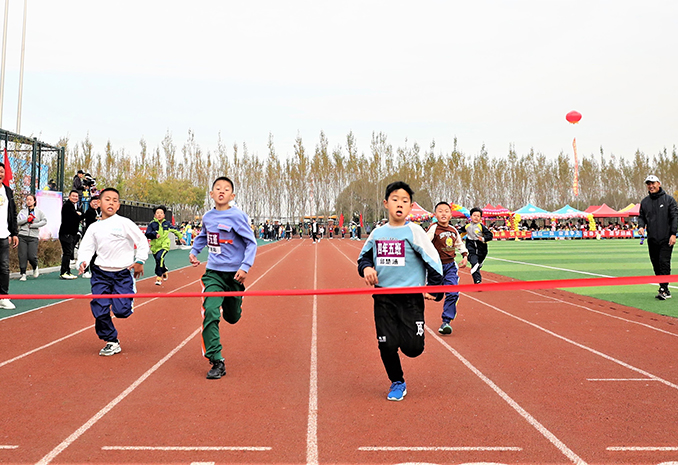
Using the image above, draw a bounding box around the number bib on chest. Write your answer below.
[376,239,405,266]
[207,231,221,255]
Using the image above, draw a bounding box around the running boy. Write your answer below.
[357,181,443,401]
[146,205,185,286]
[465,207,493,284]
[77,188,149,356]
[189,176,257,379]
[425,202,468,335]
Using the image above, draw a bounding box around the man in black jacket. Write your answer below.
[59,190,83,279]
[638,175,678,300]
[0,162,18,310]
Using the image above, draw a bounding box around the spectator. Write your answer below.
[59,190,83,279]
[72,170,85,203]
[17,194,47,281]
[0,162,18,310]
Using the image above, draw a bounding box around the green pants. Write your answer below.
[201,269,245,362]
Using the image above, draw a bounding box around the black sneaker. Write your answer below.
[655,288,670,301]
[438,322,452,335]
[206,359,226,379]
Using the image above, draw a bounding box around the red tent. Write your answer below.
[482,203,511,217]
[584,205,600,213]
[407,202,433,222]
[588,203,628,218]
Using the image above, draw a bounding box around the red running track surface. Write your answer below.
[1,238,678,465]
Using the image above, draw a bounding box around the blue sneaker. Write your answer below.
[387,381,407,401]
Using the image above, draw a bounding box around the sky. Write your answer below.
[0,0,676,163]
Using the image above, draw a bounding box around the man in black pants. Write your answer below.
[59,190,83,279]
[638,175,678,300]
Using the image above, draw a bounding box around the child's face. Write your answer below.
[100,191,120,219]
[210,180,235,208]
[434,204,451,226]
[470,211,482,223]
[90,199,100,210]
[383,188,412,226]
[154,209,165,221]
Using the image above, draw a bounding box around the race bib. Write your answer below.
[207,231,221,255]
[376,240,405,266]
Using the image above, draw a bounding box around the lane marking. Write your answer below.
[487,256,676,290]
[306,245,319,465]
[34,244,300,465]
[463,293,678,392]
[587,378,655,382]
[607,446,678,451]
[102,446,270,451]
[428,327,587,465]
[0,445,18,449]
[359,446,522,451]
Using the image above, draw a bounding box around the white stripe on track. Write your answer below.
[306,245,319,465]
[0,445,18,449]
[102,446,270,451]
[608,446,678,451]
[427,327,588,465]
[34,243,300,465]
[359,446,522,451]
[463,293,678,391]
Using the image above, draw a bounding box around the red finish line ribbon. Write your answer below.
[4,274,677,300]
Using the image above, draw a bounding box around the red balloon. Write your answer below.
[566,111,582,124]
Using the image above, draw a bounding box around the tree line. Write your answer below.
[54,130,678,225]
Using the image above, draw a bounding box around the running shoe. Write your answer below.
[19,274,26,281]
[207,359,226,379]
[81,272,92,279]
[155,277,163,286]
[438,322,452,335]
[0,299,16,309]
[99,341,121,356]
[387,381,407,401]
[33,267,39,278]
[60,273,77,280]
[656,288,671,300]
[163,272,168,281]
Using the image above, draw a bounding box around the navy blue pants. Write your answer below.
[153,249,169,277]
[441,262,460,322]
[90,265,135,342]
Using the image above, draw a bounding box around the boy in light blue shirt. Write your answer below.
[357,181,443,401]
[190,176,257,379]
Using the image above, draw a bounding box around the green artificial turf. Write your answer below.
[483,239,677,318]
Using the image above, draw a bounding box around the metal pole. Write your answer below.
[16,0,26,134]
[0,0,9,128]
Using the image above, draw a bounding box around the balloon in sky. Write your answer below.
[566,110,582,124]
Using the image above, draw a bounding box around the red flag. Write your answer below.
[338,213,344,227]
[2,148,11,187]
[359,213,363,228]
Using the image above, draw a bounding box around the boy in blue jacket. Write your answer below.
[189,177,257,379]
[357,181,443,401]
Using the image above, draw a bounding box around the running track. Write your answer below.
[1,239,678,465]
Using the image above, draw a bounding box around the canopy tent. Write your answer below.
[587,204,628,218]
[482,203,512,217]
[618,203,640,216]
[514,203,550,219]
[407,202,433,222]
[548,205,589,219]
[584,205,599,213]
[449,203,470,219]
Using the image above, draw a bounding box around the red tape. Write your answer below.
[4,274,677,300]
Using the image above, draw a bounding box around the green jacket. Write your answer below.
[145,218,183,254]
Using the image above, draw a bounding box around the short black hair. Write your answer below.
[212,176,234,190]
[77,169,84,174]
[470,207,483,216]
[90,195,99,201]
[155,205,167,214]
[0,162,4,169]
[384,181,414,201]
[434,201,450,210]
[69,189,79,196]
[99,187,119,197]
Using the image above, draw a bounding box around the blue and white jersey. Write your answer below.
[357,222,443,288]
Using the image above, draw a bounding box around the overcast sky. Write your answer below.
[0,0,676,163]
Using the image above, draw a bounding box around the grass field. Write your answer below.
[483,239,678,318]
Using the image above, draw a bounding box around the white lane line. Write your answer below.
[359,446,522,451]
[487,256,676,290]
[428,327,587,465]
[102,446,270,451]
[607,446,678,451]
[306,245,319,465]
[34,245,300,465]
[0,445,18,449]
[587,378,655,382]
[35,327,202,465]
[464,293,678,391]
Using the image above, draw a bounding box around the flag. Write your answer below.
[572,138,579,196]
[359,213,363,228]
[2,148,11,187]
[338,213,344,227]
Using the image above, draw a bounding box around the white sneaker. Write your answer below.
[0,299,16,309]
[99,341,121,356]
[19,274,26,281]
[33,267,39,278]
[82,271,92,279]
